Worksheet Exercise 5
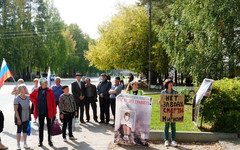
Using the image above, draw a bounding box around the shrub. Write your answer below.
[201,78,240,133]
[176,87,194,104]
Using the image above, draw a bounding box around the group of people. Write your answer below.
[0,73,178,149]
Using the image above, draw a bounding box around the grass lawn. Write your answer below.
[144,94,201,132]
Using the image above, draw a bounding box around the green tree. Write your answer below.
[85,5,150,74]
[158,0,240,83]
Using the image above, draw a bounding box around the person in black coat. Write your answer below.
[0,110,8,149]
[97,73,111,124]
[71,73,86,124]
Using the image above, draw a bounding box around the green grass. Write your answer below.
[145,94,201,132]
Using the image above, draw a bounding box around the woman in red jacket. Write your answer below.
[30,77,56,147]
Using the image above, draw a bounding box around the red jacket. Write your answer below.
[30,87,56,119]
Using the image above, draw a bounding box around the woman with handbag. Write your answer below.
[14,84,30,149]
[59,85,78,142]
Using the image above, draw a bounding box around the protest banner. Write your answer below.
[160,94,184,123]
[114,94,152,146]
[192,78,214,126]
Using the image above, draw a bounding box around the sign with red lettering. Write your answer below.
[160,94,184,123]
[114,94,152,146]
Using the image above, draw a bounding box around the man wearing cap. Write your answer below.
[109,77,122,127]
[71,73,86,124]
[30,78,56,147]
[97,73,111,124]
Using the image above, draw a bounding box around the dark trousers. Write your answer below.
[99,98,110,123]
[110,98,116,122]
[62,113,74,138]
[38,114,52,143]
[17,121,29,134]
[85,97,98,121]
[120,80,124,89]
[76,100,85,121]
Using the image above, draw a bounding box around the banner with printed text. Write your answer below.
[160,94,185,123]
[114,94,152,146]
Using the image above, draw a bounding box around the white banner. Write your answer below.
[192,78,214,125]
[114,94,152,146]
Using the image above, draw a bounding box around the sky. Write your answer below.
[53,0,139,39]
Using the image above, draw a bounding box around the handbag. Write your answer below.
[72,118,77,131]
[50,119,62,136]
[27,121,31,136]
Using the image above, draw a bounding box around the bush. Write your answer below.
[176,87,194,104]
[201,78,240,133]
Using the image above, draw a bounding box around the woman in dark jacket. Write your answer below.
[59,85,78,142]
[0,110,8,149]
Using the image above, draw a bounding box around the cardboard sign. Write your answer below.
[160,94,184,123]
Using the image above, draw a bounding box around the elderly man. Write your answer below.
[11,79,29,96]
[52,77,63,107]
[109,77,122,127]
[97,73,111,124]
[71,73,86,124]
[85,78,98,122]
[30,78,56,147]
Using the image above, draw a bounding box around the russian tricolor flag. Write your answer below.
[0,59,13,89]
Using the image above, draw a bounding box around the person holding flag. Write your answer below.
[11,79,29,97]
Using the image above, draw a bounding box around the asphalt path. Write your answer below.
[0,77,115,150]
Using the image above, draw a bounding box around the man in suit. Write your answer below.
[71,73,86,124]
[85,78,98,122]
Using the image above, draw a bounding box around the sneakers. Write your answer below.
[69,137,77,140]
[171,141,178,147]
[16,144,21,150]
[164,140,169,147]
[63,138,67,142]
[0,144,8,149]
[23,143,30,149]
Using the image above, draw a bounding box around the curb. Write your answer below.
[149,130,238,142]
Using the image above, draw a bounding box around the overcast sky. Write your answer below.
[53,0,139,39]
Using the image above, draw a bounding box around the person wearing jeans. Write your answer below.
[30,78,56,147]
[160,78,178,147]
[59,85,77,142]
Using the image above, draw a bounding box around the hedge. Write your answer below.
[201,78,240,133]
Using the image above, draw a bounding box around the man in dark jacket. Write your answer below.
[85,78,98,122]
[0,110,8,149]
[97,73,111,124]
[71,73,86,124]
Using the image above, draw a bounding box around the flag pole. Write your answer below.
[12,76,16,83]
